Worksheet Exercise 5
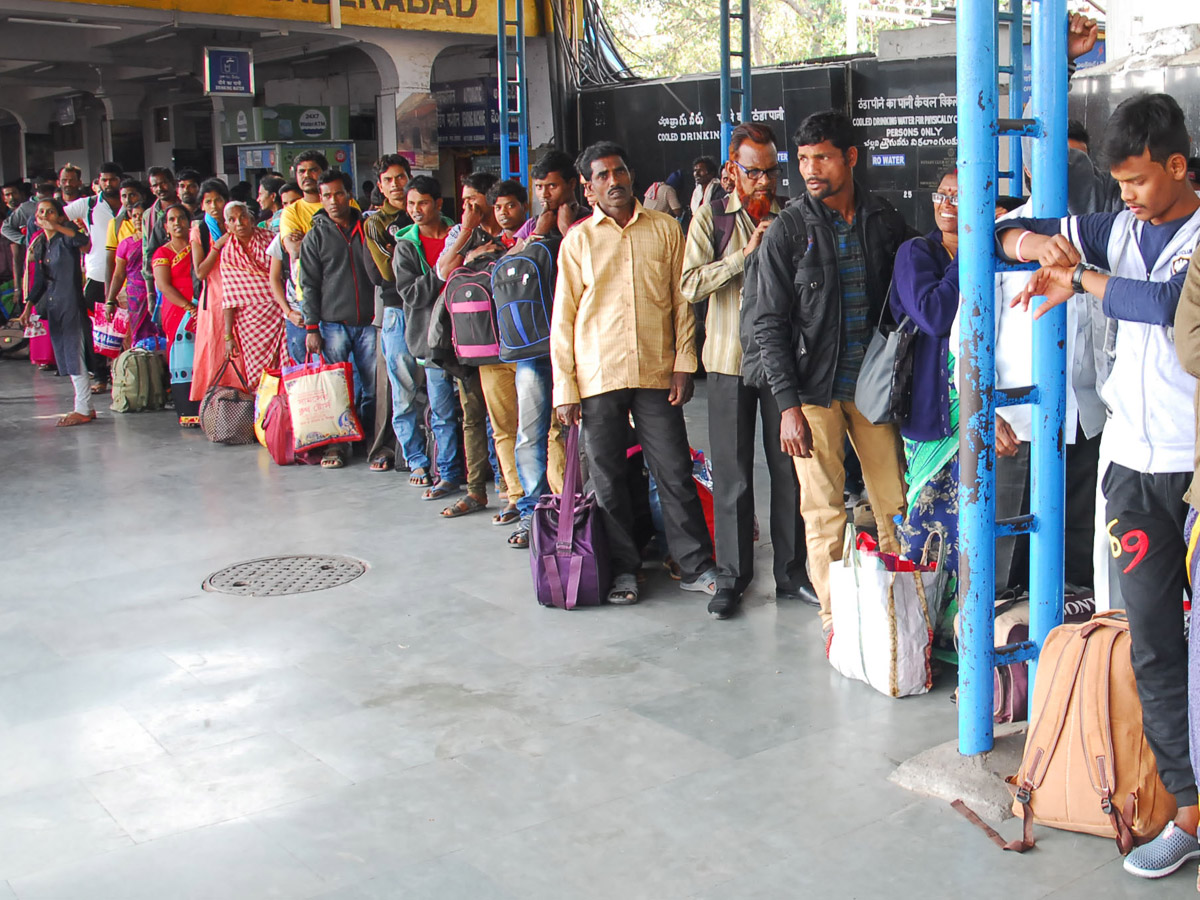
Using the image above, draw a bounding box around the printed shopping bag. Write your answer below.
[281,354,363,452]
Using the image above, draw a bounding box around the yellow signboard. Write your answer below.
[52,0,545,36]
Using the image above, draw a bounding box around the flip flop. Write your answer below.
[492,505,520,526]
[441,495,487,518]
[56,411,95,427]
[422,481,460,501]
[409,467,432,487]
[368,455,393,472]
[607,573,639,605]
[681,567,719,596]
[662,557,682,581]
[508,525,530,548]
[320,448,345,469]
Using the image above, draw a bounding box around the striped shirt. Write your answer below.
[679,192,782,377]
[551,202,697,406]
[831,212,870,401]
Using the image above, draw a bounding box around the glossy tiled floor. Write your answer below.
[0,361,1163,898]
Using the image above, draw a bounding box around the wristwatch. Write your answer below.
[1071,262,1096,294]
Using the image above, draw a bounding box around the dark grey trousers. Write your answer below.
[580,388,714,580]
[707,373,808,593]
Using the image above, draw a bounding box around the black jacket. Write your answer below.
[299,208,374,329]
[754,185,914,410]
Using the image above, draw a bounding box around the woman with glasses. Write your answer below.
[890,169,961,601]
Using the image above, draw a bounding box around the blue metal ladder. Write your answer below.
[719,0,752,161]
[497,0,531,184]
[956,0,1069,755]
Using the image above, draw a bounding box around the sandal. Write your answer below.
[409,467,432,487]
[90,381,107,394]
[681,567,719,596]
[422,480,460,501]
[607,573,640,605]
[508,525,530,549]
[441,494,487,518]
[492,504,520,527]
[662,556,682,581]
[369,455,393,472]
[56,411,95,427]
[320,448,345,469]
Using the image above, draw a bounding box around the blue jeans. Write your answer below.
[380,307,428,471]
[284,319,308,366]
[318,322,376,438]
[425,365,464,485]
[514,356,553,521]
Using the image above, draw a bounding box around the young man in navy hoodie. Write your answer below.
[999,92,1200,880]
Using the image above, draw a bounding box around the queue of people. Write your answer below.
[5,73,1200,885]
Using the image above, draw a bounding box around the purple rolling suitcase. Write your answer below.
[531,424,610,609]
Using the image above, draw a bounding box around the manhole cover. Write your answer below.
[202,555,366,596]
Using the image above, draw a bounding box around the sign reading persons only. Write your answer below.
[204,47,255,97]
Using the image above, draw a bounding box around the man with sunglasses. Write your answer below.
[755,110,916,641]
[680,122,813,619]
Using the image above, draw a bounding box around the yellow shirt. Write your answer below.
[106,217,138,251]
[551,202,696,406]
[279,197,359,302]
[679,192,782,377]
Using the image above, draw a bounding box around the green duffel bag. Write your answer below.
[110,348,167,413]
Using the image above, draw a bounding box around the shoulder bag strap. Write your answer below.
[555,423,582,556]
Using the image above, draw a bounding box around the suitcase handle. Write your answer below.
[556,424,583,555]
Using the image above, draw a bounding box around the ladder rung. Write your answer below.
[997,118,1040,137]
[997,170,1016,180]
[995,514,1037,538]
[998,65,1014,74]
[995,640,1038,667]
[996,385,1039,407]
[995,260,1038,273]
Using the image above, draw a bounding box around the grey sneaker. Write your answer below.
[1123,822,1200,879]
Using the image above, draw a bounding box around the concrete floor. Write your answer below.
[0,360,1172,898]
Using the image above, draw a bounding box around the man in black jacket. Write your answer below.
[300,169,377,468]
[754,111,913,639]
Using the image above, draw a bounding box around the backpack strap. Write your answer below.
[710,195,738,260]
[1077,616,1136,854]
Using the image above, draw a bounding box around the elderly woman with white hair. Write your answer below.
[218,199,283,388]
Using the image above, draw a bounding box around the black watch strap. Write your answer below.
[1071,262,1089,294]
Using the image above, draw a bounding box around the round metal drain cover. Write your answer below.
[203,555,366,596]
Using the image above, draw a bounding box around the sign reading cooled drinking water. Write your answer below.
[204,47,255,97]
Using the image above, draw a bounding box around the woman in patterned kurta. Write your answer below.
[218,201,283,389]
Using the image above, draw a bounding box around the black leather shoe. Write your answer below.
[776,585,820,608]
[708,588,742,619]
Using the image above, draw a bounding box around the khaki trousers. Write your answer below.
[479,363,524,505]
[792,399,908,629]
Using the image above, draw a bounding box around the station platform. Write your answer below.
[0,359,1142,898]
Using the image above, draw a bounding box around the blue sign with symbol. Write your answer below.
[204,47,255,97]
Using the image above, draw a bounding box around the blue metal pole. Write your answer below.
[515,0,529,184]
[719,0,732,160]
[739,0,752,129]
[1027,0,1068,695]
[498,0,513,181]
[957,0,999,756]
[1008,0,1025,193]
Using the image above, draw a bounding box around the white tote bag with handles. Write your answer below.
[828,530,939,698]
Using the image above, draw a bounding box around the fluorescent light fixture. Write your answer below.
[33,64,55,73]
[8,17,122,29]
[146,32,175,43]
[156,74,176,81]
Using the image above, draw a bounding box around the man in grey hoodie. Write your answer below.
[299,169,377,468]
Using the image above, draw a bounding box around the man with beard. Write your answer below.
[552,141,717,606]
[104,178,147,299]
[754,111,914,642]
[176,169,203,218]
[57,164,87,203]
[680,122,813,619]
[64,163,123,388]
[140,167,180,289]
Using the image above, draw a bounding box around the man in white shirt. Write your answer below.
[690,156,719,214]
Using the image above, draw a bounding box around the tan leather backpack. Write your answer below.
[1004,611,1176,853]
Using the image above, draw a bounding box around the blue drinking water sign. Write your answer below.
[204,47,255,97]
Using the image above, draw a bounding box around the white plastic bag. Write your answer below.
[828,532,937,698]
